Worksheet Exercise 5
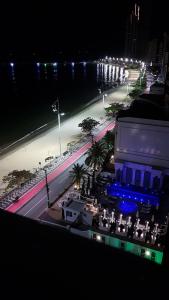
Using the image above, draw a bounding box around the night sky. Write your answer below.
[0,0,169,59]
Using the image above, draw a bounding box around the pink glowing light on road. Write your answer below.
[6,121,115,213]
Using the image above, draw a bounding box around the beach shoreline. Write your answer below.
[0,69,139,190]
[0,85,119,158]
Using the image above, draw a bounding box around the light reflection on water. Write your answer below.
[1,61,125,146]
[8,62,124,86]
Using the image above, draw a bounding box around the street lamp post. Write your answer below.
[98,89,107,107]
[52,99,65,157]
[140,76,142,86]
[43,168,50,208]
[126,82,130,94]
[102,93,107,107]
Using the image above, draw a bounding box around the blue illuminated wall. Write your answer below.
[118,200,138,214]
[107,183,159,207]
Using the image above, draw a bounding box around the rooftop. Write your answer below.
[118,117,169,128]
[151,82,165,88]
[66,199,84,211]
[117,92,169,122]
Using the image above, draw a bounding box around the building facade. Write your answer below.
[114,117,169,190]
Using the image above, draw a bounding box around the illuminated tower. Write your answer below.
[125,2,140,58]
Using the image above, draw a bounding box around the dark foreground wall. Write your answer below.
[0,209,168,296]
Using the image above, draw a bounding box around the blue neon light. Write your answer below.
[107,183,159,206]
[118,200,138,214]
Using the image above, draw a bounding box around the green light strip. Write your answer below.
[89,230,163,264]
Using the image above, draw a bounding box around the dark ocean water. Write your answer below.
[0,62,124,147]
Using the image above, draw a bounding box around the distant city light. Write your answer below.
[44,63,47,67]
[37,62,40,67]
[125,58,129,62]
[138,6,140,21]
[10,63,14,67]
[53,62,57,66]
[72,62,75,67]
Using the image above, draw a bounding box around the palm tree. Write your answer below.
[85,141,107,194]
[70,163,87,190]
[103,130,115,152]
[85,141,107,170]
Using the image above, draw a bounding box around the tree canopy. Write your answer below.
[3,170,35,190]
[70,163,87,189]
[105,103,125,118]
[85,141,107,171]
[78,117,100,136]
[103,130,115,151]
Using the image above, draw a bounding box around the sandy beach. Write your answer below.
[0,70,139,188]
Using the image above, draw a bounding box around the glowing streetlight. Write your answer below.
[10,62,14,67]
[37,62,40,67]
[52,99,65,157]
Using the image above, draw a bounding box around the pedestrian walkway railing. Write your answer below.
[0,119,113,210]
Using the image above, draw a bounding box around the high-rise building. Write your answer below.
[146,33,169,82]
[125,2,141,59]
[125,0,153,59]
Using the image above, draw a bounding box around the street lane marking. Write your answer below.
[23,195,47,216]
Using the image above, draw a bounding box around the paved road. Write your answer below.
[14,121,115,218]
[17,154,87,219]
[3,70,139,219]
